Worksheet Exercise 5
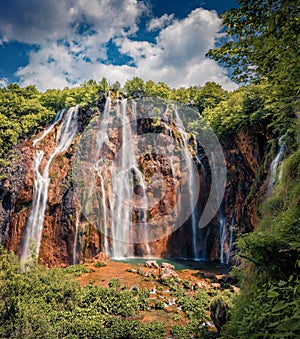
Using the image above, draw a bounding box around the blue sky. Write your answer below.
[0,0,238,91]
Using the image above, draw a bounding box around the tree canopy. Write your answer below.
[207,0,300,96]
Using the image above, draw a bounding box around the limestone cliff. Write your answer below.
[0,98,271,267]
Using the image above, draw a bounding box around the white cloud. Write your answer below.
[115,8,237,90]
[1,1,237,91]
[147,14,174,31]
[0,0,75,44]
[0,78,8,88]
[0,0,146,44]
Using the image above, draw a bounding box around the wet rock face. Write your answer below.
[0,142,34,253]
[0,100,270,267]
[210,128,270,263]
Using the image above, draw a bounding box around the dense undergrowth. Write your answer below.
[221,140,300,338]
[0,248,165,338]
[0,248,220,338]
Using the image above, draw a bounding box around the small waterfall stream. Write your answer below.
[211,152,226,264]
[21,105,79,268]
[226,208,235,264]
[268,135,286,194]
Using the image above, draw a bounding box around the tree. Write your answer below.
[207,0,300,137]
[206,0,300,97]
[195,82,227,113]
[124,77,145,97]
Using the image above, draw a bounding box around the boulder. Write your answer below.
[160,267,178,282]
[161,262,175,270]
[145,260,159,268]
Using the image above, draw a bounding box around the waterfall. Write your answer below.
[73,210,80,264]
[110,99,135,258]
[94,163,109,255]
[75,99,200,260]
[20,105,79,268]
[211,152,226,264]
[226,208,235,264]
[172,105,199,259]
[268,135,286,194]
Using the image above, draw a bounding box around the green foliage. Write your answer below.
[108,278,121,289]
[222,146,300,337]
[0,84,56,158]
[94,261,107,268]
[222,279,300,338]
[63,264,92,277]
[171,319,209,339]
[177,289,209,321]
[0,79,109,161]
[201,84,269,138]
[207,0,300,93]
[154,300,165,310]
[137,288,150,311]
[124,77,146,97]
[206,0,299,137]
[0,247,167,338]
[193,81,228,113]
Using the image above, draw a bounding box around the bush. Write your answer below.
[108,278,121,289]
[154,300,165,310]
[95,261,107,268]
[0,248,166,338]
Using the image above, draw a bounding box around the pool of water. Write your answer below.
[112,257,230,273]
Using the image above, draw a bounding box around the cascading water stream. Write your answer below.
[226,208,235,264]
[75,99,202,261]
[219,217,226,264]
[21,105,79,268]
[268,134,286,194]
[211,152,226,264]
[110,99,135,258]
[94,165,109,255]
[172,105,199,259]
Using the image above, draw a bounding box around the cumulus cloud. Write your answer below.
[0,1,237,91]
[0,0,74,44]
[115,8,237,90]
[0,78,8,88]
[147,14,174,31]
[0,0,146,44]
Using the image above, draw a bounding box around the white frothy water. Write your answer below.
[21,105,79,269]
[226,208,235,264]
[75,99,201,260]
[172,105,199,259]
[268,134,286,194]
[211,152,226,264]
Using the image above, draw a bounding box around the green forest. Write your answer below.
[0,0,299,338]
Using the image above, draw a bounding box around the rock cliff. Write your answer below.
[0,98,270,266]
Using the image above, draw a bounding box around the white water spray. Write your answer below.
[21,106,79,268]
[211,152,226,264]
[268,135,286,194]
[172,105,199,259]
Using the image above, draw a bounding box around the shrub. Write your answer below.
[108,278,120,289]
[95,261,107,268]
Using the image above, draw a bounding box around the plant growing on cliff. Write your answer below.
[221,147,300,338]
